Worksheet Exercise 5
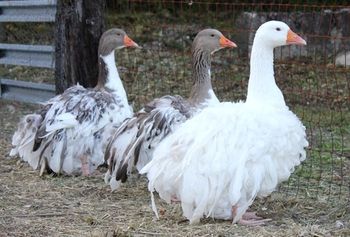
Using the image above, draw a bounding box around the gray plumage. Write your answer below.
[10,28,139,176]
[104,29,236,190]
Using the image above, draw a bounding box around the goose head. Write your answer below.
[247,21,306,106]
[98,28,140,56]
[189,29,236,107]
[96,28,140,91]
[192,29,237,55]
[254,21,306,48]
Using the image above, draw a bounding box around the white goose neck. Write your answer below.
[101,51,128,105]
[246,40,285,107]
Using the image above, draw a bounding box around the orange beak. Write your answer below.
[286,30,307,45]
[219,35,237,48]
[124,35,141,48]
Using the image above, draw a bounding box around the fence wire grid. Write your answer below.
[0,20,55,84]
[0,0,348,203]
[105,0,350,203]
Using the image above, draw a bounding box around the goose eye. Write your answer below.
[116,33,121,36]
[210,34,215,37]
[276,27,281,31]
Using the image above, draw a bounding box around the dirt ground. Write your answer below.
[0,100,349,237]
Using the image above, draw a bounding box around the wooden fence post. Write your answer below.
[54,0,105,94]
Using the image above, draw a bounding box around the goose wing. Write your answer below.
[105,95,192,190]
[11,84,131,175]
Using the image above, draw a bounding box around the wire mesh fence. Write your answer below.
[106,0,350,203]
[0,0,348,203]
[0,21,55,84]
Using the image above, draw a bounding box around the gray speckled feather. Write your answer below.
[10,28,139,175]
[105,29,236,189]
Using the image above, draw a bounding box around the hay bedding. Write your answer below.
[0,100,348,236]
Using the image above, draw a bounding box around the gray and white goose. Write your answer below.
[104,29,237,190]
[10,28,140,176]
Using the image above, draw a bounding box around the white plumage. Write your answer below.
[143,102,307,223]
[141,21,308,224]
[9,114,43,169]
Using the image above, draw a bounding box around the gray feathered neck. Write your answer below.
[188,41,214,105]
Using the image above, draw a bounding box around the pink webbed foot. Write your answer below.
[242,211,263,220]
[171,195,181,204]
[238,217,272,226]
[80,155,90,176]
[232,206,271,226]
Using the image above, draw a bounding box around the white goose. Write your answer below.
[10,28,140,176]
[141,21,308,225]
[104,29,237,190]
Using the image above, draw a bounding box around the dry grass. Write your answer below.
[0,100,349,237]
[0,5,349,236]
